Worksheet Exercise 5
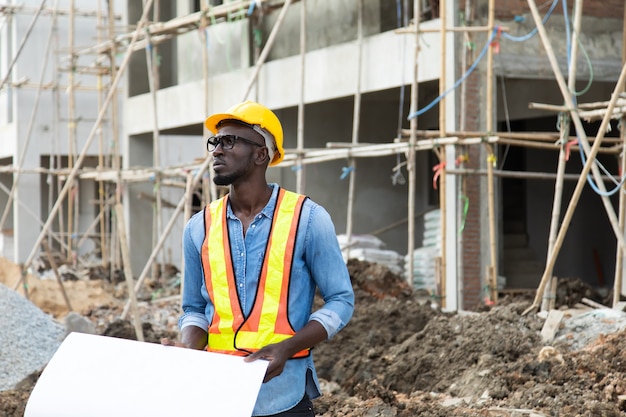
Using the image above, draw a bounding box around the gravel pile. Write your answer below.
[0,282,65,391]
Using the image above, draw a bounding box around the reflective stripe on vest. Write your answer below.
[201,188,309,358]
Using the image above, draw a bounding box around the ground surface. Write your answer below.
[2,256,626,416]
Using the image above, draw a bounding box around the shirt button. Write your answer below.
[251,224,256,228]
[239,283,243,288]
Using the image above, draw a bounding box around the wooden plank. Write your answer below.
[581,297,609,309]
[541,309,565,343]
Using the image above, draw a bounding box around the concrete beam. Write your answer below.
[125,26,442,136]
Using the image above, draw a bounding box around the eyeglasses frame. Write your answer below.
[206,134,266,152]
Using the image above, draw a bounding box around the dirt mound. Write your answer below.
[313,261,626,416]
[2,256,625,416]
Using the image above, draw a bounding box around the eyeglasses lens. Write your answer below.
[207,135,236,152]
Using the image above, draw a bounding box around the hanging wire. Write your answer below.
[501,0,559,42]
[407,27,498,120]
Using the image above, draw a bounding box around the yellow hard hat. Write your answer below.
[204,101,284,166]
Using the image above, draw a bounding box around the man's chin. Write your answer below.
[213,175,232,186]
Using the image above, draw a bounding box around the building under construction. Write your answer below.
[0,0,625,311]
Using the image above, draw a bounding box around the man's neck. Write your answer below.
[229,182,272,218]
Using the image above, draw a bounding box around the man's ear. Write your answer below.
[255,147,270,166]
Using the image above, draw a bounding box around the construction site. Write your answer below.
[2,0,626,415]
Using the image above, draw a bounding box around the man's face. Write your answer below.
[211,122,266,186]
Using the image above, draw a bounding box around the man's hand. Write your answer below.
[244,343,290,383]
[162,326,208,350]
[244,321,328,383]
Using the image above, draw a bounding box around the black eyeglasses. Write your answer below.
[206,135,265,152]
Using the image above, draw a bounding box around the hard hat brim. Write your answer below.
[204,112,247,134]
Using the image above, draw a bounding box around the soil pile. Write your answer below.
[2,257,626,416]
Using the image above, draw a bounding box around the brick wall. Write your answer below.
[493,0,624,20]
[460,67,483,310]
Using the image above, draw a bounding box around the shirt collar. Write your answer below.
[226,183,279,220]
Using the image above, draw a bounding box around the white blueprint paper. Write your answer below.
[25,332,268,417]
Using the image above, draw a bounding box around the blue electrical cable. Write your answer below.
[407,27,497,120]
[501,0,559,42]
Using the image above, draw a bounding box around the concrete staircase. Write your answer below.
[502,232,544,289]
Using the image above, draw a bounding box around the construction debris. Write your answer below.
[2,259,626,416]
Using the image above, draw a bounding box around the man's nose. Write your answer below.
[212,141,225,155]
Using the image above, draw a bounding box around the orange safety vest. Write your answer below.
[201,188,310,358]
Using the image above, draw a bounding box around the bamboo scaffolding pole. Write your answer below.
[96,0,108,269]
[279,136,500,167]
[79,165,197,181]
[577,96,626,109]
[0,4,120,18]
[0,0,46,91]
[447,168,620,182]
[529,101,626,122]
[613,5,626,307]
[242,0,294,101]
[115,204,145,342]
[483,144,496,303]
[5,81,108,91]
[459,0,472,134]
[51,10,64,258]
[109,0,121,274]
[73,0,279,57]
[542,0,583,312]
[345,0,363,259]
[434,146,447,306]
[181,171,194,297]
[436,0,447,308]
[523,0,626,315]
[439,0,447,138]
[296,0,307,194]
[395,25,506,34]
[406,0,421,287]
[403,128,621,143]
[144,0,164,282]
[496,137,617,154]
[66,0,77,262]
[0,1,58,233]
[486,0,495,132]
[199,3,217,204]
[485,0,498,304]
[13,0,156,291]
[614,115,626,305]
[580,106,626,122]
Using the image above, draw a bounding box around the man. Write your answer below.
[164,101,354,416]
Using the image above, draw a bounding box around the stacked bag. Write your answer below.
[337,234,404,276]
[404,209,441,291]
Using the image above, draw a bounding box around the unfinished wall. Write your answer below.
[493,0,624,20]
[493,4,623,81]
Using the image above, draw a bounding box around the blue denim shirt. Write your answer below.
[179,183,354,416]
